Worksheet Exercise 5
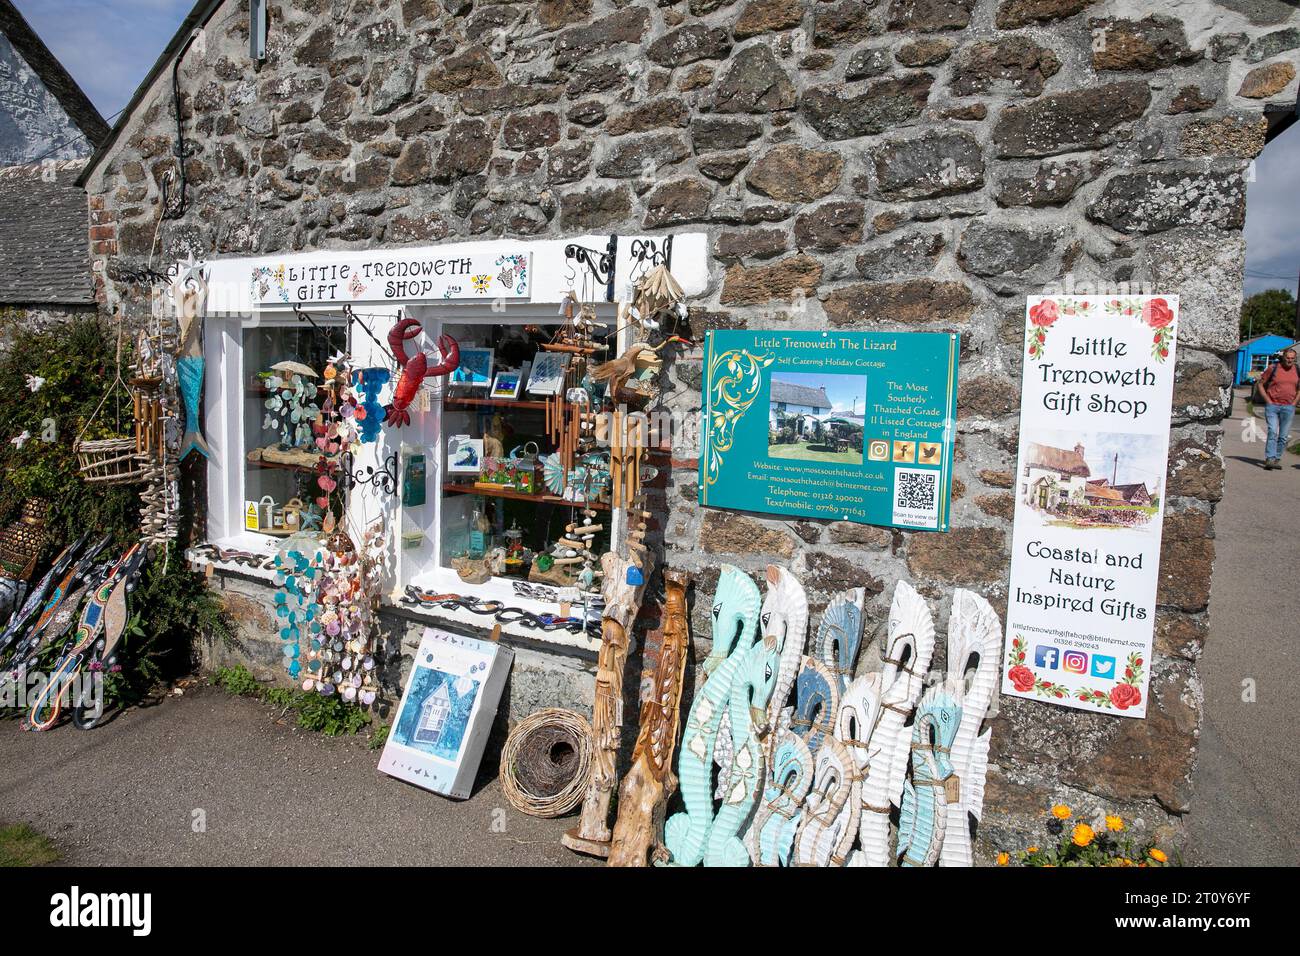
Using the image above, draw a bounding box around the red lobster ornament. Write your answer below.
[383,318,459,427]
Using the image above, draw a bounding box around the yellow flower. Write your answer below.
[1149,848,1168,863]
[1072,823,1095,847]
[1051,804,1071,820]
[1105,814,1125,832]
[1026,846,1039,854]
[997,852,1010,866]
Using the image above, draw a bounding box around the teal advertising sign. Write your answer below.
[699,330,959,532]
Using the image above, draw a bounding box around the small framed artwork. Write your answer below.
[526,350,570,396]
[451,347,494,389]
[490,369,523,400]
[447,434,484,475]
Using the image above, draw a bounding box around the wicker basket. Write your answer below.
[74,437,150,484]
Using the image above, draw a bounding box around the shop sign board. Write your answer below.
[248,249,531,306]
[699,329,959,531]
[1001,295,1179,719]
[379,627,513,798]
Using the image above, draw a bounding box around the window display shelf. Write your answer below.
[443,397,549,411]
[441,482,609,512]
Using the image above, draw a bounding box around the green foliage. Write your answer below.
[214,663,261,698]
[368,723,390,750]
[0,314,232,711]
[212,663,371,737]
[1240,288,1297,341]
[0,823,59,867]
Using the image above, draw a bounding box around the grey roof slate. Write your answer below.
[0,159,95,304]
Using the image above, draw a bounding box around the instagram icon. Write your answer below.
[1062,650,1088,674]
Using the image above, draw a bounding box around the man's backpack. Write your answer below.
[1252,362,1280,406]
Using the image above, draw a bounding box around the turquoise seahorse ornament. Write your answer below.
[747,729,813,866]
[896,678,963,867]
[792,657,839,755]
[704,628,784,867]
[813,588,866,695]
[662,566,760,867]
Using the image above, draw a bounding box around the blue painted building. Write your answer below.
[1235,335,1297,385]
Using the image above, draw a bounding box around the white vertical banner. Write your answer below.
[1001,295,1179,718]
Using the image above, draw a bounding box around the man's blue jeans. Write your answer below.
[1265,403,1295,460]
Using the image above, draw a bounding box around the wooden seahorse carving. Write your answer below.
[792,657,839,755]
[938,589,1001,868]
[609,570,691,867]
[813,587,866,695]
[857,580,935,867]
[716,565,807,801]
[791,736,859,867]
[746,729,813,866]
[662,566,760,867]
[704,627,784,866]
[897,678,963,867]
[835,671,883,791]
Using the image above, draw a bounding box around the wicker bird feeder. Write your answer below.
[74,318,150,485]
[0,499,49,580]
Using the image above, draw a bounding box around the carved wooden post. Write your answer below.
[562,549,653,857]
[607,569,690,867]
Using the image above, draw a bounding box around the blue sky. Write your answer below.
[13,0,194,121]
[773,371,866,414]
[13,0,1299,299]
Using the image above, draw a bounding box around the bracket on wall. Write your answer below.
[564,235,618,302]
[108,262,175,286]
[292,303,346,352]
[629,236,673,272]
[349,450,398,497]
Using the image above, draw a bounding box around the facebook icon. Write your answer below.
[1034,645,1059,670]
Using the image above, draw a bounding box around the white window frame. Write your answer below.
[190,233,707,647]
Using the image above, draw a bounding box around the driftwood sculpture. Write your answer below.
[939,590,1001,867]
[855,580,935,867]
[562,550,652,857]
[835,670,883,808]
[896,679,963,867]
[608,570,691,867]
[662,566,760,866]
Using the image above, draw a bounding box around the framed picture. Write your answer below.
[447,434,484,475]
[450,347,493,389]
[490,369,523,400]
[525,350,570,396]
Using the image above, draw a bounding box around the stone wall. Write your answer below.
[83,0,1300,858]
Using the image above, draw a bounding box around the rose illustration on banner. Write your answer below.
[1142,297,1176,362]
[1074,653,1146,711]
[1005,637,1071,699]
[1025,300,1059,361]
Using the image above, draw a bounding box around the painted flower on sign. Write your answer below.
[1008,664,1035,693]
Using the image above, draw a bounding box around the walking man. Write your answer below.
[1260,347,1299,470]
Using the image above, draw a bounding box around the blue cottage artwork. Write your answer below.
[393,666,481,761]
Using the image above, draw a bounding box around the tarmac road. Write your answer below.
[1185,390,1300,866]
[0,685,591,866]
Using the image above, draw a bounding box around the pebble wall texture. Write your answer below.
[82,0,1300,859]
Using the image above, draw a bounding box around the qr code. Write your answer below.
[893,467,940,528]
[896,470,937,511]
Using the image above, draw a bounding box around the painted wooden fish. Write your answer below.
[939,589,1001,867]
[662,566,759,867]
[897,678,963,867]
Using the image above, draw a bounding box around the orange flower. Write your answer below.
[1051,804,1071,820]
[1072,823,1095,847]
[1105,814,1125,832]
[1026,846,1039,854]
[997,852,1010,866]
[1149,848,1168,863]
